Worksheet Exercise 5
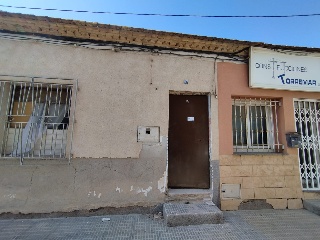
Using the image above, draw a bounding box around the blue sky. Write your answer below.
[0,0,319,48]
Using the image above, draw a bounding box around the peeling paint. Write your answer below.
[88,191,102,198]
[136,186,152,196]
[158,172,166,193]
[4,194,16,199]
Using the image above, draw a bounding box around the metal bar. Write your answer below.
[8,82,16,117]
[296,101,308,189]
[36,84,44,157]
[304,101,315,188]
[16,82,23,117]
[239,100,244,150]
[42,84,50,156]
[22,82,31,115]
[240,100,245,151]
[233,99,238,151]
[20,122,23,165]
[58,84,63,158]
[259,99,264,150]
[249,98,254,152]
[314,101,320,188]
[274,100,279,151]
[64,85,71,158]
[10,84,18,157]
[31,78,34,114]
[20,82,27,115]
[311,101,320,189]
[57,84,62,117]
[254,98,259,150]
[60,126,64,158]
[26,82,39,158]
[301,101,309,189]
[310,101,317,188]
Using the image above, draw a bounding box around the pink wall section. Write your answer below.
[218,62,320,155]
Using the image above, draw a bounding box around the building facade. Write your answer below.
[218,48,320,210]
[0,11,319,214]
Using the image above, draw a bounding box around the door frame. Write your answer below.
[167,91,212,190]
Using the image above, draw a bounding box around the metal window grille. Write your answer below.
[294,99,320,190]
[0,76,77,164]
[232,98,282,153]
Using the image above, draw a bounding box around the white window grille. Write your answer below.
[0,76,77,164]
[232,98,282,153]
[294,99,320,190]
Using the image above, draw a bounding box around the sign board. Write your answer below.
[249,47,320,92]
[187,117,194,122]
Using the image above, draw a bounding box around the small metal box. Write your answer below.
[137,126,160,143]
[286,132,302,148]
[221,184,241,199]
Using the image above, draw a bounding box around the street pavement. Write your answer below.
[0,209,319,239]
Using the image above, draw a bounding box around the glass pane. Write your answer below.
[232,105,247,146]
[249,106,267,145]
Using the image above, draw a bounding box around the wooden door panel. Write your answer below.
[168,95,210,189]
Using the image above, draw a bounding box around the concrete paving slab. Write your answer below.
[0,209,319,239]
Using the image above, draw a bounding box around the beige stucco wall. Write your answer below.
[0,140,168,214]
[0,38,217,159]
[217,62,320,210]
[0,37,219,213]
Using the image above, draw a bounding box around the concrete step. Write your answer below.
[163,202,224,227]
[303,199,320,216]
[166,189,211,202]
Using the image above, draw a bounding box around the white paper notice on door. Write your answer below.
[187,117,194,122]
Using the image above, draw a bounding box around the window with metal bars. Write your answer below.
[232,98,282,153]
[0,77,77,163]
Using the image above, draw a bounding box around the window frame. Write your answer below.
[0,75,77,164]
[232,98,281,153]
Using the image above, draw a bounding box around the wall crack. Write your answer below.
[24,166,37,206]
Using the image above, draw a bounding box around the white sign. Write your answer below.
[249,47,320,92]
[187,117,194,122]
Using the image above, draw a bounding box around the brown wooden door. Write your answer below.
[168,94,210,189]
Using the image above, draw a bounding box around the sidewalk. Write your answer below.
[0,209,319,239]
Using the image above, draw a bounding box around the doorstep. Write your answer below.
[303,199,320,216]
[163,201,223,227]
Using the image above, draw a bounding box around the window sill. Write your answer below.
[302,189,320,193]
[233,152,284,155]
[0,157,70,166]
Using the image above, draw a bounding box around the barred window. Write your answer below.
[0,77,77,164]
[232,98,282,153]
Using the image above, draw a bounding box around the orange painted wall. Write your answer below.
[218,62,320,155]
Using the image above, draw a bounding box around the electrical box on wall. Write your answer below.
[137,126,160,143]
[221,184,241,199]
[286,132,302,148]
